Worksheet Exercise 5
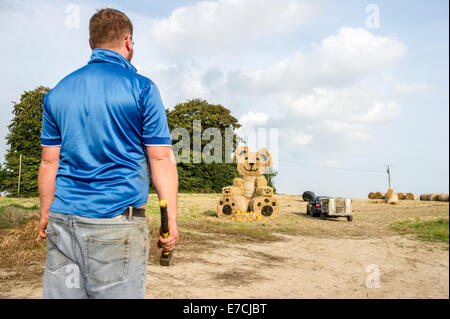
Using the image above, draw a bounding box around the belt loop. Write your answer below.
[128,206,133,221]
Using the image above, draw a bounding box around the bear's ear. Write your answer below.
[257,148,272,167]
[234,146,248,163]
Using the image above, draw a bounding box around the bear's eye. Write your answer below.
[245,157,248,160]
[257,157,260,161]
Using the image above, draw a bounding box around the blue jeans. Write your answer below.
[43,212,149,299]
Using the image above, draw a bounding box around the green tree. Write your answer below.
[3,86,50,197]
[264,169,277,193]
[0,163,8,193]
[165,99,242,193]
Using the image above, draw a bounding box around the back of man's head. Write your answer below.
[89,8,133,51]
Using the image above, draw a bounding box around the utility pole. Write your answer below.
[17,154,22,198]
[386,164,391,189]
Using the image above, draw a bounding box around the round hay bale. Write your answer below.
[375,192,385,199]
[430,194,440,201]
[439,193,449,202]
[419,194,428,201]
[385,188,399,204]
[250,196,279,220]
[405,193,418,201]
[217,195,248,218]
[397,193,406,200]
[368,192,376,199]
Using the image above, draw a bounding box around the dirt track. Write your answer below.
[146,233,448,299]
[3,233,448,299]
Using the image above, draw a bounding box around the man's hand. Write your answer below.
[39,211,49,239]
[157,221,179,251]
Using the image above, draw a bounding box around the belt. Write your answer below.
[121,206,146,221]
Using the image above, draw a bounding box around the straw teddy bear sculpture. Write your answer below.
[217,146,279,220]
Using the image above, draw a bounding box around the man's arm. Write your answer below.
[38,146,60,238]
[146,146,179,251]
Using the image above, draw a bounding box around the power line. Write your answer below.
[279,159,385,173]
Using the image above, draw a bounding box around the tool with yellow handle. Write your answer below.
[159,200,173,266]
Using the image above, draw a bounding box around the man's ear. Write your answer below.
[257,148,272,167]
[89,39,94,50]
[234,146,248,163]
[125,34,133,51]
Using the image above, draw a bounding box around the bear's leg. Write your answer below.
[251,196,279,220]
[217,195,249,218]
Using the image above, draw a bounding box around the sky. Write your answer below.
[0,0,448,198]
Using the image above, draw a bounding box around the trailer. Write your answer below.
[302,191,354,222]
[320,197,353,221]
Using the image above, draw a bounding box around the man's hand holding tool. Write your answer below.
[158,200,179,266]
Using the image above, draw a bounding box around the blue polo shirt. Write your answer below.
[41,48,172,218]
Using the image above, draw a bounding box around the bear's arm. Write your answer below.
[233,178,245,193]
[255,176,268,188]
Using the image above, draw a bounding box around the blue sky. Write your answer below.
[0,0,448,198]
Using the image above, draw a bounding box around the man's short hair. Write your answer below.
[89,8,133,48]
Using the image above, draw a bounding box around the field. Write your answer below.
[0,194,448,299]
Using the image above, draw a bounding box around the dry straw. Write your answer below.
[375,192,385,200]
[385,188,399,205]
[406,193,418,201]
[0,218,46,267]
[439,193,449,202]
[430,194,440,201]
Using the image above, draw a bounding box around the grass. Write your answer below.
[392,218,449,243]
[0,202,40,229]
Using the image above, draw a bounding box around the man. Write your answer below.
[38,8,178,299]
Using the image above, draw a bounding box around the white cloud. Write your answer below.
[239,111,269,128]
[394,81,430,94]
[321,159,340,167]
[219,27,407,147]
[315,27,406,81]
[150,0,319,58]
[291,132,313,147]
[139,63,212,107]
[281,87,400,125]
[146,27,406,147]
[228,27,406,94]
